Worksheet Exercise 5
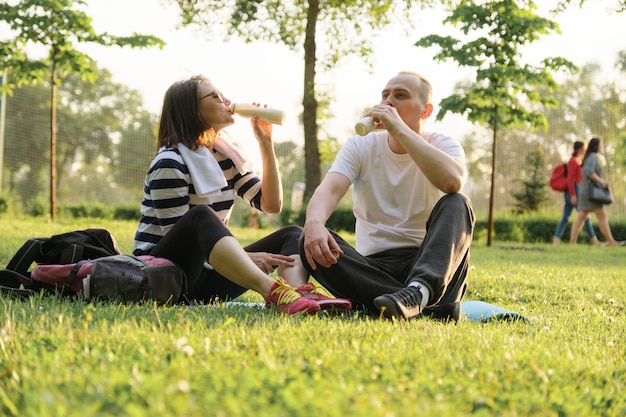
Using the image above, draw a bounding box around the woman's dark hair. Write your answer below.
[582,136,601,165]
[572,140,585,156]
[157,75,213,150]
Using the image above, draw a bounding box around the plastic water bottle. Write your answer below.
[230,103,285,125]
[354,116,375,135]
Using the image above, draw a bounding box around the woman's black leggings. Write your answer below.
[149,205,302,303]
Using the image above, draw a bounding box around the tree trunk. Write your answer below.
[302,0,321,202]
[487,117,497,247]
[50,66,57,220]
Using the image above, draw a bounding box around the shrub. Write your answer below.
[29,197,48,217]
[279,207,355,232]
[113,204,140,221]
[63,203,113,219]
[0,195,8,214]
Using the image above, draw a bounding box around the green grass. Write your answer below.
[0,217,625,416]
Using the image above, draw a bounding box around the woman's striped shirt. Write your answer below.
[133,146,262,255]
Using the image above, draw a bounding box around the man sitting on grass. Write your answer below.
[299,71,475,321]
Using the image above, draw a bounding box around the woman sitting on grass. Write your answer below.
[132,75,330,315]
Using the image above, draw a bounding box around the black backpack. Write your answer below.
[0,229,120,297]
[1,229,186,304]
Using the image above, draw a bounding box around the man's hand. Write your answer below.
[302,221,343,270]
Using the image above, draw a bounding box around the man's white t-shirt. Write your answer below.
[329,130,466,256]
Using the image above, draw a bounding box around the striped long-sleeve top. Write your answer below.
[133,146,262,255]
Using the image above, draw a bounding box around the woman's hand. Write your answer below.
[250,103,273,146]
[247,252,294,274]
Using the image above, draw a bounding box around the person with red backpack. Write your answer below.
[570,137,625,246]
[553,140,599,245]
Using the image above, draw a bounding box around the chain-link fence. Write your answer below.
[1,66,625,223]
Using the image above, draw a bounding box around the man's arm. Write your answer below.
[391,124,466,193]
[303,172,351,270]
[370,104,466,193]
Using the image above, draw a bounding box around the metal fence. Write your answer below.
[1,69,625,223]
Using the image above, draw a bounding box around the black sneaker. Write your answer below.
[422,302,462,323]
[374,286,423,320]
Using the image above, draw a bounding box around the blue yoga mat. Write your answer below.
[461,300,530,323]
[224,300,530,323]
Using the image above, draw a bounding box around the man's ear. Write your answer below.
[421,103,434,119]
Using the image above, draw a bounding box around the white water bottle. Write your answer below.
[230,103,285,125]
[354,116,375,136]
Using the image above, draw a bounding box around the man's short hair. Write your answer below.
[398,71,432,104]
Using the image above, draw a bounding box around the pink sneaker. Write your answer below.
[297,282,352,312]
[265,277,320,315]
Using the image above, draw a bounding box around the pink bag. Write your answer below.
[31,255,186,304]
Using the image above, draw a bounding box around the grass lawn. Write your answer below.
[0,217,625,416]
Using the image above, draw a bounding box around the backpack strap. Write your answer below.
[5,238,45,275]
[66,260,90,288]
[0,269,39,298]
[60,244,85,265]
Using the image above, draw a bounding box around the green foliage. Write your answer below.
[318,137,342,166]
[0,0,164,218]
[113,204,141,221]
[0,217,625,416]
[510,143,550,213]
[175,0,416,66]
[0,0,164,93]
[416,0,577,130]
[62,203,113,219]
[4,68,155,213]
[327,208,356,232]
[416,0,579,244]
[474,215,626,243]
[3,84,49,207]
[28,196,48,217]
[171,0,432,199]
[279,207,356,232]
[554,0,626,13]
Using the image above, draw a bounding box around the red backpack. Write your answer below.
[549,163,568,192]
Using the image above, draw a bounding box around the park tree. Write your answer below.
[415,0,576,246]
[511,143,550,213]
[533,59,626,184]
[171,0,438,201]
[3,67,157,211]
[615,50,626,174]
[115,111,159,197]
[461,52,626,216]
[3,84,49,209]
[0,0,164,219]
[59,69,158,204]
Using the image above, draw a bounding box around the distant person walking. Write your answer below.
[553,140,599,245]
[569,137,624,246]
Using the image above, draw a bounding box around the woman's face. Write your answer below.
[197,80,234,131]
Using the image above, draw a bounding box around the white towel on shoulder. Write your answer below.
[177,143,226,198]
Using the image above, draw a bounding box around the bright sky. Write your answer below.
[10,1,626,158]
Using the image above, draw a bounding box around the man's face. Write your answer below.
[380,74,429,131]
